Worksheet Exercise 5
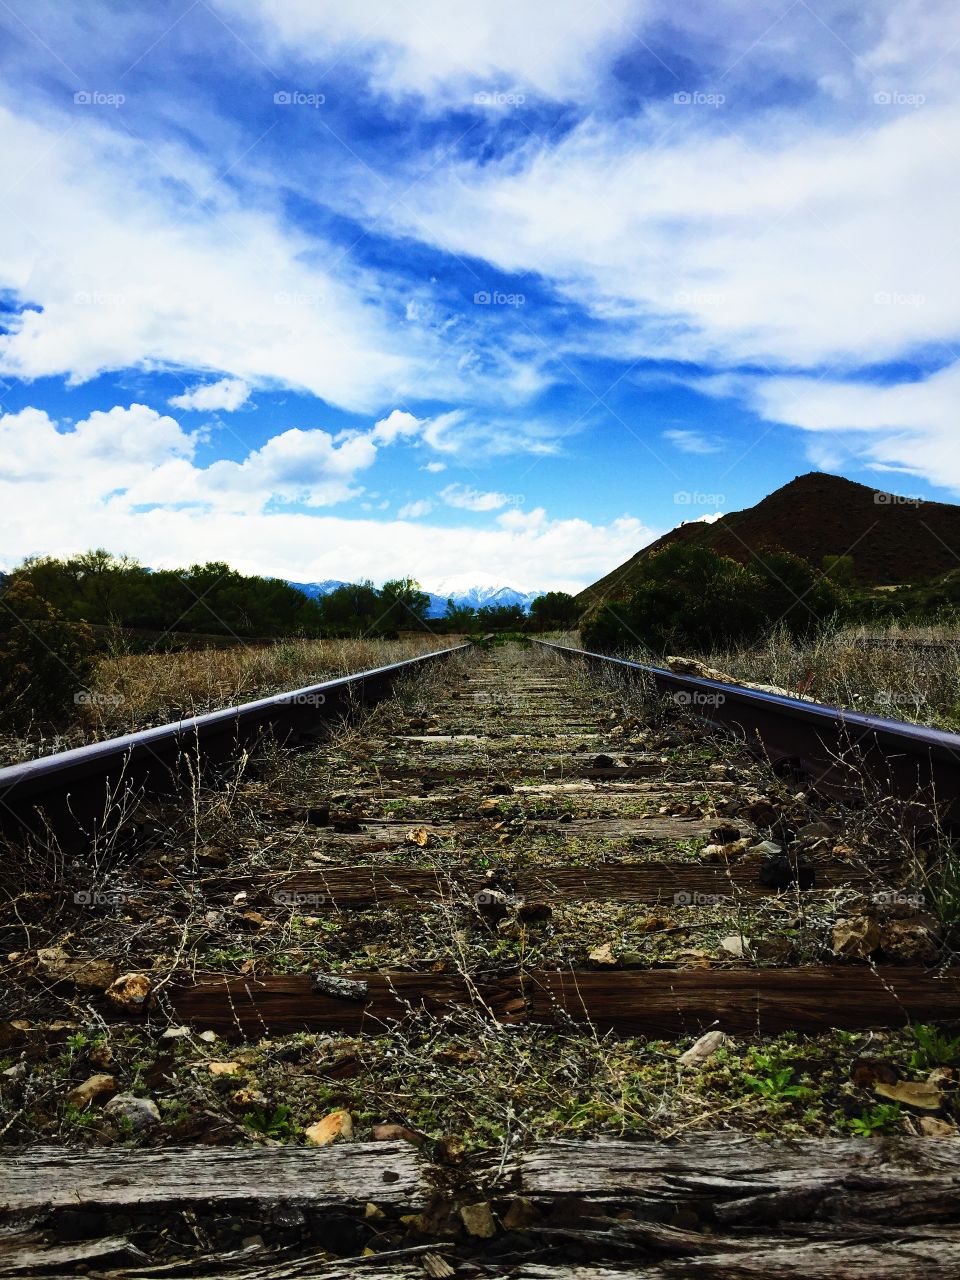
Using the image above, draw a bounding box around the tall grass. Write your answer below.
[0,634,462,765]
[688,621,960,729]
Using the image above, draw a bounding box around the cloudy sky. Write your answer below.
[0,0,956,591]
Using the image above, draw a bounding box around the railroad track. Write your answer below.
[2,638,960,1276]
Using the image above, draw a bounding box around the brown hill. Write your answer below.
[577,472,960,606]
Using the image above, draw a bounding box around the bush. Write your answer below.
[0,579,95,728]
[581,544,845,655]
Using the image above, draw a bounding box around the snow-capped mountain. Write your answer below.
[287,577,541,617]
[286,579,349,600]
[426,579,541,616]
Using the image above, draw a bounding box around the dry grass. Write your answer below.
[0,633,462,766]
[579,622,960,730]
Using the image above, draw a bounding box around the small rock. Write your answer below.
[197,1030,218,1043]
[750,839,783,857]
[162,1025,192,1040]
[104,1093,161,1131]
[372,1123,421,1145]
[502,1196,538,1230]
[558,812,573,824]
[832,917,881,960]
[460,1201,497,1238]
[678,1030,726,1068]
[920,1116,957,1137]
[720,934,749,959]
[311,973,370,1002]
[879,918,940,965]
[592,754,616,769]
[517,900,552,923]
[365,1202,387,1221]
[65,1073,117,1108]
[207,1061,242,1076]
[589,941,618,966]
[305,1109,354,1145]
[105,973,153,1011]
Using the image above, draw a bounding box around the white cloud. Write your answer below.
[421,461,447,473]
[371,409,422,444]
[440,483,514,512]
[0,104,437,413]
[662,429,722,455]
[211,0,644,102]
[741,362,960,493]
[170,378,251,413]
[0,402,654,591]
[367,100,960,371]
[397,498,434,518]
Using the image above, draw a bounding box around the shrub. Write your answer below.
[0,579,95,728]
[581,543,845,655]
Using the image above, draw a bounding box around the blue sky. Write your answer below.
[0,0,957,591]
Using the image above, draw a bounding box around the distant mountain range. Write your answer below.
[288,578,542,618]
[577,472,960,607]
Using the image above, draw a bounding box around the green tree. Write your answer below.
[379,578,430,632]
[529,591,580,629]
[582,543,844,655]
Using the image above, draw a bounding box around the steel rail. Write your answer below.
[0,642,471,848]
[533,638,960,823]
